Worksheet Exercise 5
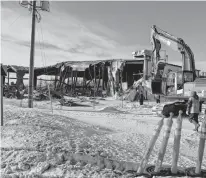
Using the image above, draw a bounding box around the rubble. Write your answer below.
[1,98,206,177]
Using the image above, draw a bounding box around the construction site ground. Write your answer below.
[1,97,206,178]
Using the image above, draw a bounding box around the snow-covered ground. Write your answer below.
[1,97,206,178]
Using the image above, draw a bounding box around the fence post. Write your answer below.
[171,110,183,174]
[137,116,164,174]
[47,84,53,114]
[154,112,174,173]
[195,109,206,174]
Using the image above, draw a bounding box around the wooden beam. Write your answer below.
[75,71,78,89]
[83,70,86,90]
[54,75,58,89]
[97,66,101,93]
[7,72,9,84]
[73,71,77,90]
[120,70,123,91]
[71,70,73,93]
[38,78,56,82]
[5,77,29,80]
[102,65,104,90]
[34,74,37,89]
[57,68,62,89]
[66,69,70,93]
[60,67,68,90]
[94,65,96,97]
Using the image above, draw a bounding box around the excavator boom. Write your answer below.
[149,25,197,95]
[151,25,196,77]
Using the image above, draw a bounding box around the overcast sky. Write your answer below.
[1,1,206,71]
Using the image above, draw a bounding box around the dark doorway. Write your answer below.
[122,61,144,87]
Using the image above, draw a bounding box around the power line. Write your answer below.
[37,21,53,114]
[1,14,22,34]
[40,20,46,65]
[37,24,45,67]
[8,14,22,28]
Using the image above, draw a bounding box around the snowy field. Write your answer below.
[1,97,206,178]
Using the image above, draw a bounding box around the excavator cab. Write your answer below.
[151,70,195,96]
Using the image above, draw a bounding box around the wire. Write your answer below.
[0,14,24,40]
[37,25,45,68]
[39,22,47,66]
[6,14,22,29]
[37,21,54,114]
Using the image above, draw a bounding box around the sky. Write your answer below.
[1,1,206,71]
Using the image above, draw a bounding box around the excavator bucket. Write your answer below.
[151,80,167,95]
[151,80,162,94]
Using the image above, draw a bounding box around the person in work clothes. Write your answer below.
[139,90,144,105]
[155,94,160,103]
[186,91,201,131]
[137,82,144,105]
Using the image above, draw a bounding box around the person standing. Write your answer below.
[155,94,160,103]
[137,82,144,105]
[139,90,144,105]
[186,91,201,131]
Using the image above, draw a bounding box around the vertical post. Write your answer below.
[54,75,58,89]
[3,76,5,85]
[137,116,164,174]
[120,70,123,108]
[93,65,96,108]
[7,72,9,84]
[57,69,62,89]
[94,64,96,97]
[154,112,174,173]
[171,110,183,174]
[174,72,178,95]
[181,51,185,94]
[75,71,78,90]
[73,71,77,92]
[126,70,128,90]
[195,109,206,174]
[34,74,37,90]
[71,70,73,93]
[28,0,36,108]
[47,84,53,114]
[1,76,3,126]
[97,67,101,94]
[61,67,68,92]
[66,69,70,93]
[83,70,86,90]
[102,65,105,91]
[143,56,148,80]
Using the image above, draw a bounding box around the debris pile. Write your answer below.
[33,87,62,101]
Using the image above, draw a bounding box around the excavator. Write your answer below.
[148,25,206,116]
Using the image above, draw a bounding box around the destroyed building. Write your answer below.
[3,49,202,99]
[33,58,147,97]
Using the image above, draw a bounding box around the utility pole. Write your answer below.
[28,0,36,108]
[19,0,50,108]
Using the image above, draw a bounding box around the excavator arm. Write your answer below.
[151,25,196,77]
[150,25,196,94]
